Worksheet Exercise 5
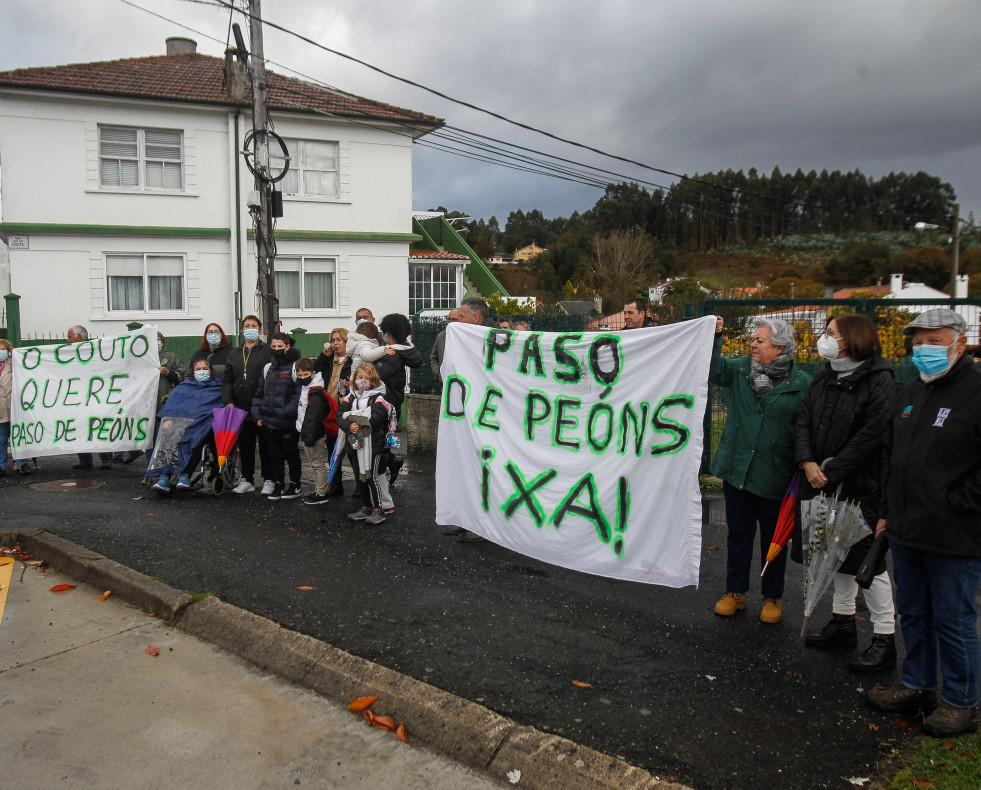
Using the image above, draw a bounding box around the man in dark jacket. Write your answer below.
[867,309,981,737]
[224,315,273,494]
[429,307,462,385]
[623,298,656,329]
[252,332,302,501]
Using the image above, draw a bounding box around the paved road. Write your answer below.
[0,454,933,789]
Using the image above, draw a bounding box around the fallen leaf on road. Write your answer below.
[940,740,955,749]
[867,723,879,731]
[507,769,521,784]
[705,545,720,550]
[873,684,886,690]
[49,584,76,592]
[372,715,396,731]
[143,612,156,618]
[893,718,911,730]
[571,680,592,688]
[288,527,297,531]
[396,722,409,742]
[23,559,43,566]
[145,645,161,657]
[705,675,716,681]
[296,586,315,591]
[845,778,869,787]
[347,695,378,712]
[146,513,156,516]
[763,644,777,653]
[99,591,112,602]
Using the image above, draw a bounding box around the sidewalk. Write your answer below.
[0,560,506,789]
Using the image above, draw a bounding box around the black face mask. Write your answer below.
[272,348,286,360]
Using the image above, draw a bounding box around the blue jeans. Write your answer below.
[76,452,114,467]
[723,482,786,600]
[0,422,29,471]
[891,542,981,708]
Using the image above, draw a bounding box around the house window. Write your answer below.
[280,139,339,198]
[275,257,336,310]
[106,254,185,312]
[409,264,458,314]
[99,126,183,190]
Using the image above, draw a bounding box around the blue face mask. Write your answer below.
[0,349,8,362]
[912,341,954,376]
[194,369,211,382]
[243,328,260,342]
[206,332,221,346]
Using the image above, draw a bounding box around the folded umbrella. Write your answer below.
[212,406,248,469]
[761,469,801,577]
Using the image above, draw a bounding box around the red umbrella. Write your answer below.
[212,406,248,469]
[762,469,801,576]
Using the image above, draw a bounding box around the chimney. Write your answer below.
[166,37,197,56]
[956,273,969,299]
[224,48,248,100]
[593,294,602,315]
[890,273,903,295]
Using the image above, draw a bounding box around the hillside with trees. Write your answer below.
[431,167,979,308]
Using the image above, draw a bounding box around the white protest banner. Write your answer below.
[435,316,717,587]
[10,326,160,459]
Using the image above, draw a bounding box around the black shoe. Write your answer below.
[267,483,284,501]
[849,634,897,673]
[0,469,5,478]
[805,613,857,650]
[122,450,143,465]
[443,526,466,536]
[304,492,330,505]
[457,530,487,543]
[18,465,31,475]
[388,454,404,486]
[280,483,302,500]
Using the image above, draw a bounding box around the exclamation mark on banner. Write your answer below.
[612,476,630,558]
[480,446,495,512]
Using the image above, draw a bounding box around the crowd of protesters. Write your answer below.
[2,293,977,737]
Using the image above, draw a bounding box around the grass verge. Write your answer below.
[888,729,980,789]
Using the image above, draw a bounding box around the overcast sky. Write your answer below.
[2,0,979,227]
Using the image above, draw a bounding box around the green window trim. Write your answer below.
[246,229,422,242]
[0,222,229,238]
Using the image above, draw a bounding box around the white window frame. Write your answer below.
[279,138,340,200]
[99,125,184,192]
[409,263,462,314]
[104,253,187,314]
[275,255,338,314]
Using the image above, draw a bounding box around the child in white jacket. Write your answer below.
[345,321,381,370]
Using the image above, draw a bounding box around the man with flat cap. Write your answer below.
[867,308,981,736]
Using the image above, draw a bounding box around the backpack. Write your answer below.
[308,386,339,438]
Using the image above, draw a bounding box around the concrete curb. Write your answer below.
[3,529,691,790]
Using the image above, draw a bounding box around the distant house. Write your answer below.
[0,38,442,338]
[513,242,546,262]
[408,249,469,315]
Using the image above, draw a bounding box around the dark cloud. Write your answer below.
[2,0,978,223]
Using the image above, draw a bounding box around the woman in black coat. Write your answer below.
[795,313,897,672]
[373,313,421,485]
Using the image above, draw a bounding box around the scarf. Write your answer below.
[831,356,864,378]
[749,350,794,394]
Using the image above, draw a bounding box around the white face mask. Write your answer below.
[0,349,8,362]
[355,379,369,391]
[816,333,842,361]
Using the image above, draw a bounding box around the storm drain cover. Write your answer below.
[32,479,104,491]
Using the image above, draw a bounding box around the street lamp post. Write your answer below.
[915,203,963,303]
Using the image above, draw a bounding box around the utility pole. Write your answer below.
[950,203,961,303]
[247,0,278,336]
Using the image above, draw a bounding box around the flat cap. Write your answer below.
[903,307,967,335]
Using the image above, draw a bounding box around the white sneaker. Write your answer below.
[260,479,275,496]
[233,478,255,494]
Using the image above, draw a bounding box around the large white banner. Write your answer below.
[435,316,716,587]
[10,327,160,459]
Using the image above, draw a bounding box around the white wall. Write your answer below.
[0,88,420,339]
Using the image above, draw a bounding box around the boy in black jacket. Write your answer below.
[252,332,301,500]
[296,357,337,505]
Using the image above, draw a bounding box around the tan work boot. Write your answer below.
[714,592,747,616]
[760,598,782,624]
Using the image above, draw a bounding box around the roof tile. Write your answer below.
[0,53,442,126]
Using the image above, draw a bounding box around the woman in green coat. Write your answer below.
[709,316,811,624]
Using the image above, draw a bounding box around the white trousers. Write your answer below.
[831,571,896,634]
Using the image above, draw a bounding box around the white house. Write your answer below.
[884,273,979,345]
[0,38,442,339]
